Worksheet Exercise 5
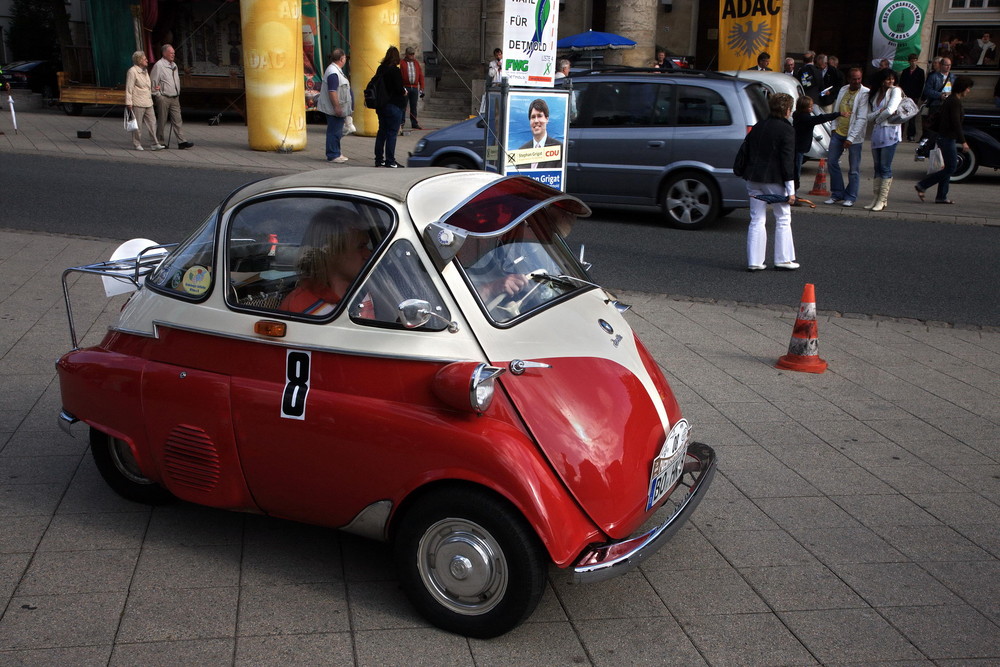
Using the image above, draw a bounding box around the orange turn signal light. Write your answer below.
[254,320,287,338]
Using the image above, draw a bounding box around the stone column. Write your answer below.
[604,0,658,68]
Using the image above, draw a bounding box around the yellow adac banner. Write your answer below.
[718,0,784,71]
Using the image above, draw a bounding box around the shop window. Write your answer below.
[950,0,999,9]
[935,26,999,67]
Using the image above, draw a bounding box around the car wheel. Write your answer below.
[393,487,547,638]
[951,147,978,183]
[62,103,83,116]
[89,428,173,504]
[661,171,719,230]
[435,155,478,170]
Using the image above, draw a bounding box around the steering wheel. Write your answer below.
[485,270,547,319]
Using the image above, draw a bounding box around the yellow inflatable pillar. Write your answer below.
[349,0,400,137]
[241,0,307,151]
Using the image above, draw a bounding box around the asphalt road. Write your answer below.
[4,153,998,328]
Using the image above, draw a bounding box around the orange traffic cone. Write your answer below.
[776,283,828,374]
[809,158,831,197]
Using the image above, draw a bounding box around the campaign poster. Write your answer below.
[501,0,560,87]
[501,89,569,192]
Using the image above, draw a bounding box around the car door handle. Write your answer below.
[648,140,665,148]
[509,359,551,375]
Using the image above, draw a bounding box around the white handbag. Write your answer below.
[889,96,920,124]
[124,108,138,133]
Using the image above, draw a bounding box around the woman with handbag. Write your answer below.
[865,69,903,211]
[125,51,162,152]
[915,76,974,205]
[738,92,799,271]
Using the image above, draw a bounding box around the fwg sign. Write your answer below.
[501,0,559,87]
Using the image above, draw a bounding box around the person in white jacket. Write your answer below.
[824,68,870,207]
[865,69,903,211]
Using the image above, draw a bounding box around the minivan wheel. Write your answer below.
[89,428,173,504]
[661,171,719,230]
[393,488,547,638]
[435,155,478,170]
[951,148,978,183]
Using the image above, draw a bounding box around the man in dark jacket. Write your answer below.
[740,92,799,271]
[898,53,925,141]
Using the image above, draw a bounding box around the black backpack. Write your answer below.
[363,70,388,110]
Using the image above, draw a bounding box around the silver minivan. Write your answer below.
[408,70,771,229]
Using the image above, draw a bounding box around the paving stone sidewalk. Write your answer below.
[1,91,998,665]
[0,228,997,665]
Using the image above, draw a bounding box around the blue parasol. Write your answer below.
[557,30,636,68]
[557,30,637,51]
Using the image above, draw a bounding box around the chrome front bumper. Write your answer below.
[572,441,717,584]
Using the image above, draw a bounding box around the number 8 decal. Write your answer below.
[281,350,311,420]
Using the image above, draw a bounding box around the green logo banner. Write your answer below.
[872,0,930,68]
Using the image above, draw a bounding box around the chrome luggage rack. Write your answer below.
[60,244,177,350]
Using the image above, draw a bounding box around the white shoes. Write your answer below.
[823,198,841,205]
[842,200,855,207]
[331,155,349,163]
[134,146,144,151]
[152,144,166,151]
[747,264,767,272]
[775,261,800,270]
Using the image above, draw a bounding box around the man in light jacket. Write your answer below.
[824,68,870,207]
[317,48,352,163]
[150,44,193,149]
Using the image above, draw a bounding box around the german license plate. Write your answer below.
[646,453,685,510]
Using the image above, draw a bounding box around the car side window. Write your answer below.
[676,85,732,126]
[573,82,664,127]
[226,195,393,319]
[146,210,218,301]
[351,240,452,330]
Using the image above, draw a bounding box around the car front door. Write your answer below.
[222,195,483,529]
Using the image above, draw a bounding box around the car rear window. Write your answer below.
[675,85,732,126]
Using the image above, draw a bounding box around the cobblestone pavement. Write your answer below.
[1,91,998,666]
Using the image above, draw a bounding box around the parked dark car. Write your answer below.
[952,107,1000,183]
[409,70,770,229]
[2,60,61,98]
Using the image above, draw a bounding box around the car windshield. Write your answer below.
[454,204,592,324]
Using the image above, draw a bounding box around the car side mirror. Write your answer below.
[398,298,459,333]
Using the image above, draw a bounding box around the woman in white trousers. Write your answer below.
[739,92,799,271]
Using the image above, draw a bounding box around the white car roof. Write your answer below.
[719,70,807,99]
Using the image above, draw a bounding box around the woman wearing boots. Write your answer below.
[866,69,902,211]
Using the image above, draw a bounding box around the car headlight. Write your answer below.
[433,361,506,414]
[415,138,427,153]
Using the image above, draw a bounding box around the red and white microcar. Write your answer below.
[57,168,716,638]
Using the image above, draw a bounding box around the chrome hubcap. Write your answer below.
[417,518,507,615]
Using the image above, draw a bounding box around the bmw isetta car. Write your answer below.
[57,168,716,638]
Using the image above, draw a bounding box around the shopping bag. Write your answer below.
[927,147,944,173]
[124,109,138,133]
[344,115,356,135]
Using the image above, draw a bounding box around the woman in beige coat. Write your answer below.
[125,51,162,151]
